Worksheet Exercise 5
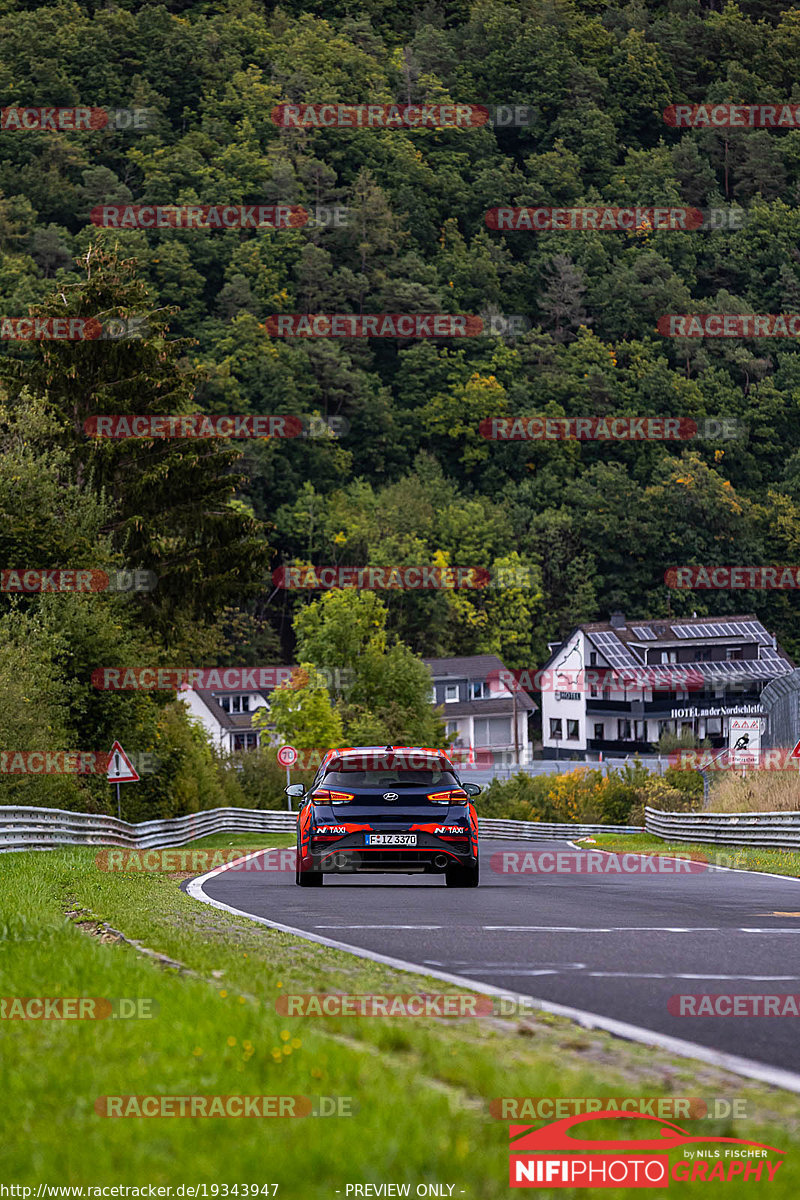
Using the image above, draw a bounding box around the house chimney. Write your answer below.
[609,611,626,629]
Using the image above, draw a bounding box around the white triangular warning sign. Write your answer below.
[790,740,800,760]
[107,740,140,783]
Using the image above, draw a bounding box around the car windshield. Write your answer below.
[322,769,460,789]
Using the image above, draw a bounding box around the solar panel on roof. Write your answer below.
[724,621,755,637]
[631,626,656,640]
[743,620,773,645]
[590,631,639,668]
[673,620,766,640]
[647,659,789,682]
[701,660,790,681]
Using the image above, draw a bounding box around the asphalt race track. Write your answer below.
[191,838,800,1084]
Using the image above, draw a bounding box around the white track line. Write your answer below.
[185,847,800,1096]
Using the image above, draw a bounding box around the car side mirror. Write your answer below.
[285,783,305,797]
[463,783,481,797]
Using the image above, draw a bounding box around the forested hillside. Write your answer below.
[2,0,800,808]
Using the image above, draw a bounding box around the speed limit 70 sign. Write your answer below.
[277,745,298,767]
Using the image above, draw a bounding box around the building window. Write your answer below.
[590,685,600,698]
[232,732,258,751]
[618,719,632,740]
[694,648,712,661]
[594,723,604,740]
[589,651,597,666]
[566,719,579,740]
[220,694,250,714]
[470,681,487,700]
[473,717,511,746]
[445,683,459,703]
[660,650,677,663]
[550,718,563,740]
[726,647,743,660]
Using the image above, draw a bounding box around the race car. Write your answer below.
[289,745,480,887]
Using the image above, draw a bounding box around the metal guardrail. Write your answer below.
[7,802,798,854]
[645,806,800,849]
[0,805,643,853]
[479,819,643,841]
[0,806,296,853]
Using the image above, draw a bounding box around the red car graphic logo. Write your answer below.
[510,1111,784,1155]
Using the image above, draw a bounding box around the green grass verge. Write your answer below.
[589,833,800,879]
[1,833,800,1195]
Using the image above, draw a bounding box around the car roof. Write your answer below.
[320,745,456,769]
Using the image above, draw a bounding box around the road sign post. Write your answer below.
[728,717,761,778]
[277,745,298,808]
[106,740,140,819]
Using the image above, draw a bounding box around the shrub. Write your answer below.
[477,764,648,825]
[630,774,703,826]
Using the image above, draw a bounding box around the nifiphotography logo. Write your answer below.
[508,1112,785,1188]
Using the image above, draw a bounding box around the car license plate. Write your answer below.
[365,834,417,846]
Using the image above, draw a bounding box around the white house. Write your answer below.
[180,686,271,753]
[424,654,536,765]
[540,612,792,759]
